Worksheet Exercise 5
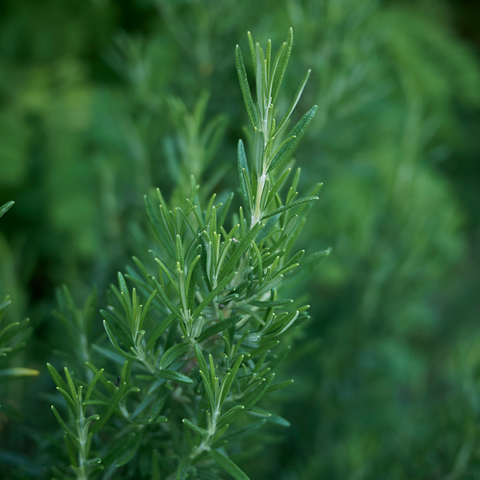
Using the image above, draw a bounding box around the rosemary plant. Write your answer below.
[48,28,326,479]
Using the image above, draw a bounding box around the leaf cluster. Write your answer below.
[47,29,325,480]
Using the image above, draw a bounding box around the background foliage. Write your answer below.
[1,0,480,478]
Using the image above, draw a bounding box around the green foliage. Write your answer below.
[1,1,480,479]
[45,29,321,479]
[0,201,38,422]
[0,297,37,385]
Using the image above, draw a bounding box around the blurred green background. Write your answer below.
[1,0,480,478]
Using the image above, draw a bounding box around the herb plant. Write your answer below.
[47,28,325,479]
[1,2,480,479]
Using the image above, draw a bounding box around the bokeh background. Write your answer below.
[1,0,480,478]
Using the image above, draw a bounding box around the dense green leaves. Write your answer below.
[38,26,322,480]
[0,1,478,479]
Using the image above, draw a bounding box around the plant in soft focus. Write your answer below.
[2,1,478,478]
[47,29,327,479]
[0,201,38,422]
